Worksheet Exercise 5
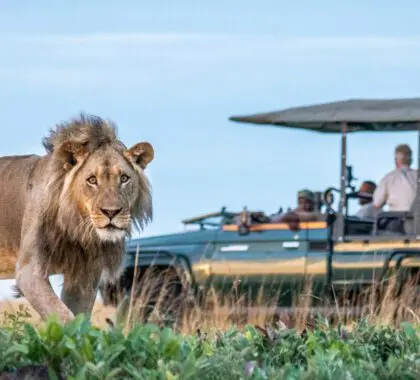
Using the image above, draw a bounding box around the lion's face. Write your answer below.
[54,140,153,244]
[76,148,144,242]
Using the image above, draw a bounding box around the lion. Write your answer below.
[0,114,154,323]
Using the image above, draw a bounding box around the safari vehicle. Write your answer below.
[99,98,420,312]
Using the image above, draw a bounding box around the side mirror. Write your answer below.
[323,187,340,211]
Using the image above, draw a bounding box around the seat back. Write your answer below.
[372,211,413,236]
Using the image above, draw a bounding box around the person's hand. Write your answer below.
[279,211,301,231]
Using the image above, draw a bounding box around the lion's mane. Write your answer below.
[35,114,152,289]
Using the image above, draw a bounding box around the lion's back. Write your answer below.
[0,155,41,277]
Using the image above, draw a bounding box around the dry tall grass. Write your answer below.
[1,265,418,335]
[114,264,419,335]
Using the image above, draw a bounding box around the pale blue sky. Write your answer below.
[1,1,420,238]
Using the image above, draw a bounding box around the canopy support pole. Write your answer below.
[414,124,420,239]
[336,122,347,241]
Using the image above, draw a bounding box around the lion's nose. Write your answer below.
[100,208,122,219]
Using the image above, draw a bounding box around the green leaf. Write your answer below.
[47,321,64,343]
[159,328,174,349]
[5,343,29,356]
[105,368,124,380]
[24,323,40,341]
[73,365,88,380]
[48,367,61,380]
[165,370,179,380]
[106,345,126,365]
[81,336,94,361]
[163,339,181,361]
[401,322,417,339]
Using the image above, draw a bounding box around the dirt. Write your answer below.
[0,298,117,328]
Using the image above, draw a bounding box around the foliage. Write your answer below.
[0,312,418,380]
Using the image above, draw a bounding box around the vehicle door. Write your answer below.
[331,241,419,296]
[208,223,309,306]
[330,241,402,298]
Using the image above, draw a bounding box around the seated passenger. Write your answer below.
[373,144,417,212]
[272,189,323,223]
[355,180,380,221]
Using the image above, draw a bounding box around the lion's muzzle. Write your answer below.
[100,208,122,220]
[92,205,131,242]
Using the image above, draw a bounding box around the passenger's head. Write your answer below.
[297,189,314,211]
[395,144,412,168]
[358,181,376,205]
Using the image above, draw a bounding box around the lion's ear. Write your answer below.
[125,142,154,170]
[57,141,88,171]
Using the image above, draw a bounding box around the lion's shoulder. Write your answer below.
[0,154,39,163]
[0,154,41,178]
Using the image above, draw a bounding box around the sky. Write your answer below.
[1,0,420,246]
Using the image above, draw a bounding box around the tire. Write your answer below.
[115,265,190,325]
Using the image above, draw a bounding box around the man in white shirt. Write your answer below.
[373,144,417,212]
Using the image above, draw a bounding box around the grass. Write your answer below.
[113,264,419,334]
[0,267,418,379]
[0,310,418,379]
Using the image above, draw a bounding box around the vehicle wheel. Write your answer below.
[396,268,419,298]
[116,266,189,326]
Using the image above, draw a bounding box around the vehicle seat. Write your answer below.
[345,216,374,235]
[372,211,413,236]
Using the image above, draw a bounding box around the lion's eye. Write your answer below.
[87,176,97,185]
[120,174,130,183]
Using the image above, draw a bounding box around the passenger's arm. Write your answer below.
[373,176,388,209]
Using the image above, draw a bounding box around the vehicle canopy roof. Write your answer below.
[229,97,420,241]
[229,98,420,133]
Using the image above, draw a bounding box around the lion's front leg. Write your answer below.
[16,261,75,323]
[60,272,101,319]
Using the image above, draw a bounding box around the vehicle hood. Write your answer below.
[125,229,218,250]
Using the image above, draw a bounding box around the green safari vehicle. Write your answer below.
[99,98,420,315]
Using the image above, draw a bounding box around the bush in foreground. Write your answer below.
[0,309,419,380]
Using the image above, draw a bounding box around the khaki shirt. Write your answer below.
[373,166,417,211]
[356,203,380,220]
[270,209,324,223]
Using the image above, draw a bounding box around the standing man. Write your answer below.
[373,144,417,212]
